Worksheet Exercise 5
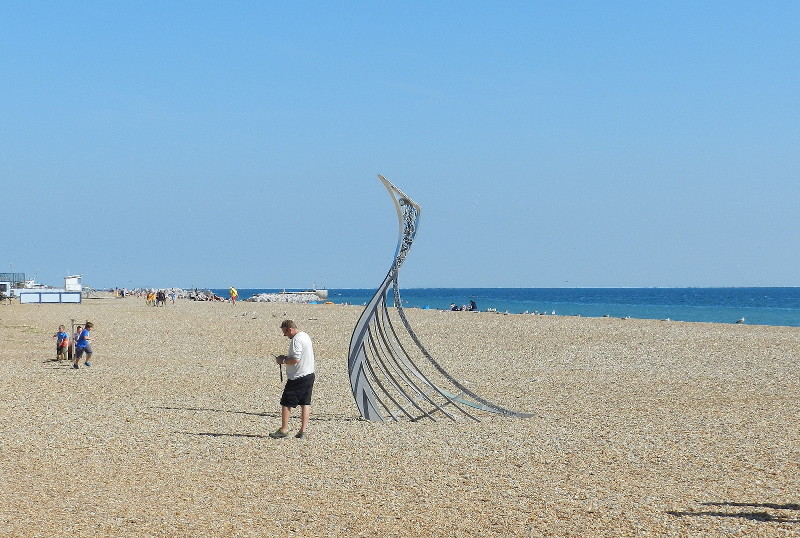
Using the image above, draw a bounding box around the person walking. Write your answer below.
[73,321,94,369]
[229,286,238,305]
[269,320,315,439]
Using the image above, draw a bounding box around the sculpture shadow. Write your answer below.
[668,501,800,523]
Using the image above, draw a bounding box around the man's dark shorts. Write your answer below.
[75,345,93,359]
[280,373,315,408]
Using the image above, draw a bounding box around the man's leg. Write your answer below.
[299,405,310,433]
[280,405,291,432]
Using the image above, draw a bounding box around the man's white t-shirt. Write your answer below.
[286,331,315,380]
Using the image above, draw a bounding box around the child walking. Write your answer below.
[73,321,94,369]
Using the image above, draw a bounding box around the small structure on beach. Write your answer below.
[16,274,83,304]
[64,275,83,292]
[347,176,533,422]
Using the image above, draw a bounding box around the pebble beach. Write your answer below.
[0,294,798,537]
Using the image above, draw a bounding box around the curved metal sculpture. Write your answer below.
[347,175,533,422]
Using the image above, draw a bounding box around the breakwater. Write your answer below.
[246,291,328,303]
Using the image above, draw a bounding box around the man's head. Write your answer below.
[280,319,298,338]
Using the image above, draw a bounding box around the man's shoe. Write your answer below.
[269,429,289,439]
[72,364,79,369]
[295,431,307,439]
[84,362,91,367]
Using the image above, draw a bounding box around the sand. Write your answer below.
[0,294,798,537]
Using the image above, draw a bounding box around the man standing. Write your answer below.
[270,320,315,439]
[229,286,238,305]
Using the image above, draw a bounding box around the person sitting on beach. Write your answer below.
[450,303,461,311]
[468,300,478,311]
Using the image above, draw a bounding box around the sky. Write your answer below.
[2,1,799,289]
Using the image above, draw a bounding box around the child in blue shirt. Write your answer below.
[53,325,69,361]
[73,321,93,369]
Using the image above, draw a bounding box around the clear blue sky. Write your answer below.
[2,1,798,289]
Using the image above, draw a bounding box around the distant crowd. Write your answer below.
[108,287,238,304]
[145,289,176,306]
[110,287,179,305]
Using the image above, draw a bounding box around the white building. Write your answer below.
[64,275,83,292]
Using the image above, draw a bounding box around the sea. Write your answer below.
[210,287,800,328]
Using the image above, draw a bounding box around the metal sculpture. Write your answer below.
[347,175,533,422]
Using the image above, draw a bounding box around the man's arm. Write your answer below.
[275,355,299,365]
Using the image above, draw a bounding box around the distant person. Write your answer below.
[450,303,461,311]
[469,300,478,311]
[229,286,238,305]
[169,290,176,305]
[73,321,93,369]
[53,325,69,361]
[270,320,316,439]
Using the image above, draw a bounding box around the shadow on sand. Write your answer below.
[156,405,362,439]
[668,502,800,523]
[177,431,273,440]
[152,405,360,423]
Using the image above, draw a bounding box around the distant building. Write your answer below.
[65,275,83,292]
[11,273,84,304]
[0,272,26,287]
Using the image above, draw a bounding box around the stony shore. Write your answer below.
[0,294,798,536]
[246,292,328,303]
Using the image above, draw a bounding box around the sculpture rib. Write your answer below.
[347,175,533,422]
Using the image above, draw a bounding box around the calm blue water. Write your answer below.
[211,288,800,327]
